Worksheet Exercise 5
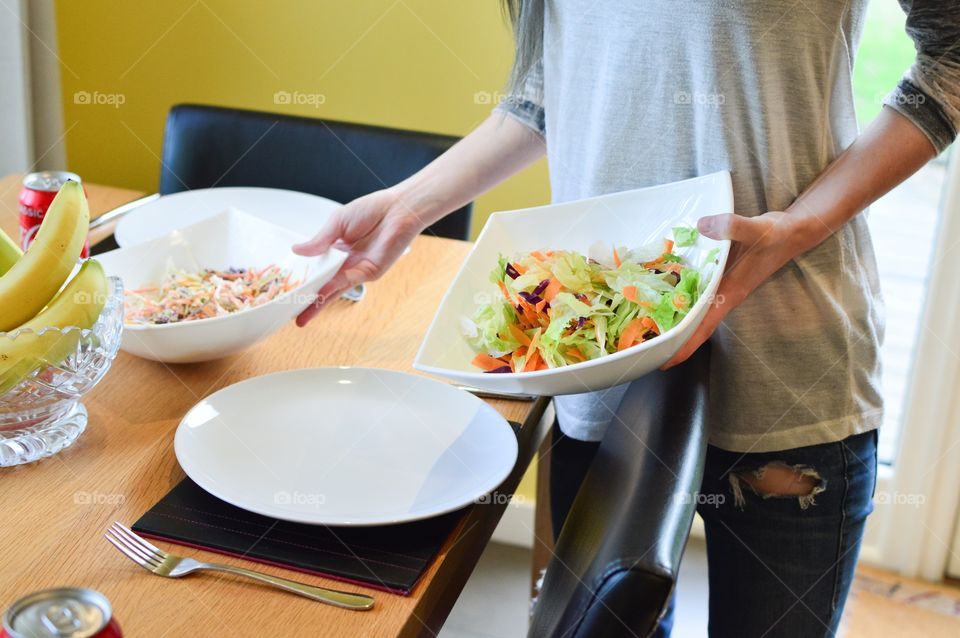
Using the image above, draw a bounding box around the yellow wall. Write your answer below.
[54,0,549,238]
[55,0,548,502]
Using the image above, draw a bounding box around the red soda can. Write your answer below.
[19,171,89,258]
[1,587,122,638]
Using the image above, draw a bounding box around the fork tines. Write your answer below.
[104,522,164,571]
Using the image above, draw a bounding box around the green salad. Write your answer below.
[462,227,718,373]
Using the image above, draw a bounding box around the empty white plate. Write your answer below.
[174,368,519,526]
[114,187,340,247]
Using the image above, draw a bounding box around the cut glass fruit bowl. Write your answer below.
[0,276,123,466]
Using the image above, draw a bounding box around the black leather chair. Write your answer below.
[529,347,710,637]
[158,104,472,240]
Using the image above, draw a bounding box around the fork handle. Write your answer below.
[203,563,375,610]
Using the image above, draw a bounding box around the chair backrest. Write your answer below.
[528,347,710,638]
[159,104,473,240]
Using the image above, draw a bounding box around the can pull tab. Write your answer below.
[41,601,87,636]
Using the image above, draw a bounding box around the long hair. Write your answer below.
[502,0,544,95]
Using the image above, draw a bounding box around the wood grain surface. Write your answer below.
[0,175,546,637]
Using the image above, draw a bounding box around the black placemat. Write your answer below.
[133,478,466,595]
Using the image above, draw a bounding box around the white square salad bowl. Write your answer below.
[97,209,347,363]
[414,171,733,396]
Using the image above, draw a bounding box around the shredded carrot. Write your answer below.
[472,352,506,371]
[530,250,548,262]
[518,297,540,327]
[523,349,542,372]
[622,285,638,303]
[513,262,527,275]
[545,250,555,257]
[639,300,654,309]
[522,329,542,372]
[664,239,674,253]
[566,347,586,362]
[618,318,645,351]
[613,245,621,268]
[509,324,532,346]
[543,278,563,302]
[640,316,659,334]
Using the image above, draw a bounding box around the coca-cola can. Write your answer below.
[19,171,89,258]
[1,587,122,638]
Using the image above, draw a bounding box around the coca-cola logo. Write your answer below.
[19,205,44,220]
[20,224,39,251]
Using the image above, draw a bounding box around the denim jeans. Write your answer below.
[549,424,878,638]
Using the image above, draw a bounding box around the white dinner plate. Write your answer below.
[174,368,518,526]
[114,187,340,247]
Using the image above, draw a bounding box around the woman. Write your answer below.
[295,2,959,635]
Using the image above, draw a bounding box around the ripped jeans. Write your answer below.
[696,429,878,637]
[549,425,878,638]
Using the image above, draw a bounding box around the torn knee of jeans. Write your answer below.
[727,462,826,510]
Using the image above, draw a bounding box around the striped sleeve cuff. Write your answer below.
[494,98,546,137]
[883,66,959,154]
[493,60,546,137]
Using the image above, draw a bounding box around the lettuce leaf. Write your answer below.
[673,226,699,247]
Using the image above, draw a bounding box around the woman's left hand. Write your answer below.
[662,210,808,369]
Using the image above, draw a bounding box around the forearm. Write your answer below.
[786,107,938,253]
[388,114,546,230]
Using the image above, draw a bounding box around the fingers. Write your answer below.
[294,266,367,327]
[292,213,344,256]
[698,213,763,243]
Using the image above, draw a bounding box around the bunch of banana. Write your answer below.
[0,180,89,331]
[0,181,108,394]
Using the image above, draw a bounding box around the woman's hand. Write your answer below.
[292,188,425,326]
[662,211,806,368]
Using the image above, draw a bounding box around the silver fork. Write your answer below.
[104,522,374,610]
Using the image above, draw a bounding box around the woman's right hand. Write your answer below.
[292,187,425,326]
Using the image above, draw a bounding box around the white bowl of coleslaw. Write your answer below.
[96,209,347,363]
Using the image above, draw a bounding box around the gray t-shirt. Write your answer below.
[496,0,960,452]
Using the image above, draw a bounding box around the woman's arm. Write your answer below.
[664,107,936,368]
[293,113,545,325]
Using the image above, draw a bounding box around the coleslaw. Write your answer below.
[124,265,300,325]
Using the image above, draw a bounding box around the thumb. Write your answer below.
[697,213,762,243]
[292,214,344,256]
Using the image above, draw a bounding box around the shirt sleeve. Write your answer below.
[882,0,960,153]
[493,59,546,137]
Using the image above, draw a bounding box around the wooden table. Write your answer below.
[0,175,553,637]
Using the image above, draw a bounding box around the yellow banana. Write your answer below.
[0,259,109,394]
[0,227,21,276]
[0,180,88,331]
